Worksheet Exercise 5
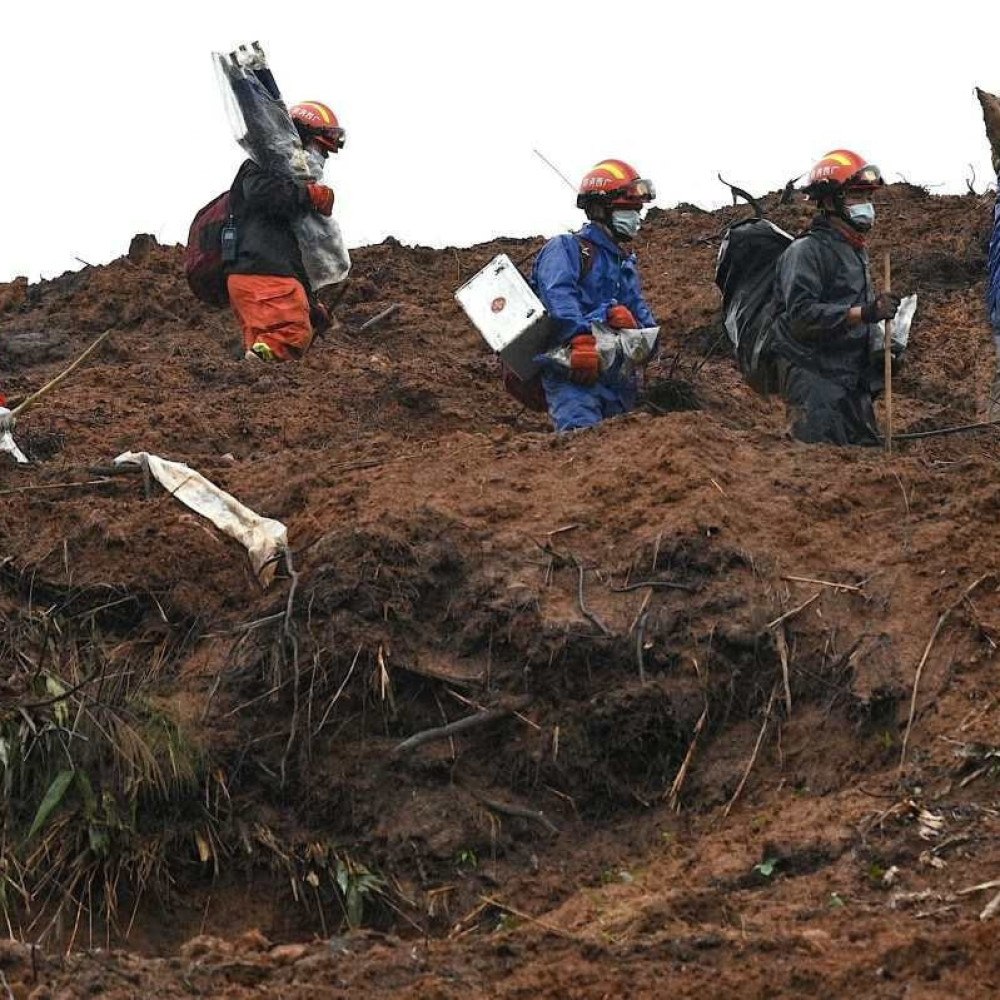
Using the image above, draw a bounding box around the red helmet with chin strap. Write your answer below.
[803,149,883,198]
[290,101,346,153]
[577,159,656,209]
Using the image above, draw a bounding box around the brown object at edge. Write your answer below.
[976,87,1000,169]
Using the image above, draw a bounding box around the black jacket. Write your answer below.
[226,159,313,291]
[771,215,876,389]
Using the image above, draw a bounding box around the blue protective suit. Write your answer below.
[531,222,656,432]
[989,190,1000,336]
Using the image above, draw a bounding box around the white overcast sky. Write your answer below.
[1,0,998,282]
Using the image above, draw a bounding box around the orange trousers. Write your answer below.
[226,274,314,361]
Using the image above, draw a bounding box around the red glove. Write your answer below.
[569,334,600,385]
[606,304,638,330]
[310,302,332,334]
[306,183,335,216]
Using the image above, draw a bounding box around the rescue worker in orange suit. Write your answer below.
[226,101,345,362]
[771,150,901,445]
[531,160,657,431]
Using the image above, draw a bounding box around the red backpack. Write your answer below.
[503,237,595,413]
[184,192,234,307]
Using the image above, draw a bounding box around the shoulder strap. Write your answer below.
[576,236,596,278]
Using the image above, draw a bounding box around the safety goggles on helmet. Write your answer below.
[846,164,882,190]
[613,177,655,202]
[311,126,346,153]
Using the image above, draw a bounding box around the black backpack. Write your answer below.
[715,218,794,395]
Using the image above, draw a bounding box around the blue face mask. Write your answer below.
[846,202,875,231]
[610,209,642,240]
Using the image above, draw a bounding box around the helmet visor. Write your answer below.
[312,126,346,152]
[847,164,882,190]
[626,177,656,201]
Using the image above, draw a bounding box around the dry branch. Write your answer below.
[12,330,113,418]
[767,593,820,630]
[392,699,529,756]
[470,791,559,835]
[723,685,778,818]
[357,303,401,333]
[899,575,994,777]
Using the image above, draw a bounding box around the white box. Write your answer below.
[455,254,551,380]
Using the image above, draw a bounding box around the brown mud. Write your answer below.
[2,184,1000,997]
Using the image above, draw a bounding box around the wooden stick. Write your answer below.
[469,791,559,835]
[0,479,113,497]
[12,329,113,418]
[981,890,1000,921]
[667,702,709,811]
[357,303,400,333]
[479,896,584,943]
[767,592,820,630]
[883,251,893,455]
[775,624,793,716]
[781,575,863,593]
[392,700,527,756]
[723,685,777,818]
[899,575,993,777]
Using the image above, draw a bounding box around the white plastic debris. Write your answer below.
[114,451,288,586]
[0,409,27,464]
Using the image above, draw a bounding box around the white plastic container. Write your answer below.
[455,254,551,380]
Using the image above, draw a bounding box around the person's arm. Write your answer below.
[240,164,311,220]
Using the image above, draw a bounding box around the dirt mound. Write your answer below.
[3,185,1000,996]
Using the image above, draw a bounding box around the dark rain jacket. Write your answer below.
[770,215,876,390]
[226,159,313,293]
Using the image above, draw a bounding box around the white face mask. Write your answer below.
[610,209,642,240]
[846,202,875,231]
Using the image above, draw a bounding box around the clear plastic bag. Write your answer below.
[869,294,918,356]
[213,42,350,288]
[536,323,660,384]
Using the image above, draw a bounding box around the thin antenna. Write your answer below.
[533,149,576,192]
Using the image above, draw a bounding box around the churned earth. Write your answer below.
[1,182,1000,998]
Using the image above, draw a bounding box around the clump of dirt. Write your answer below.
[3,186,1000,997]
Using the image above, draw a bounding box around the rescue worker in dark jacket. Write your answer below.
[532,159,657,432]
[226,101,345,362]
[771,150,900,445]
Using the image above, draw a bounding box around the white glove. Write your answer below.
[0,408,14,433]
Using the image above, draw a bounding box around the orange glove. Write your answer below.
[569,333,600,385]
[606,304,638,330]
[306,183,335,216]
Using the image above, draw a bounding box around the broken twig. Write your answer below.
[392,699,528,756]
[12,329,113,418]
[781,575,863,593]
[357,303,400,333]
[899,575,993,778]
[767,592,820,630]
[470,791,559,835]
[723,685,777,818]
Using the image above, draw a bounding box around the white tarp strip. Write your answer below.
[114,451,288,586]
[0,430,28,464]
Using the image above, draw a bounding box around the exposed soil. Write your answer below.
[3,184,1000,998]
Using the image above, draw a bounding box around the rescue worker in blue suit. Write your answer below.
[988,152,1000,418]
[531,159,657,432]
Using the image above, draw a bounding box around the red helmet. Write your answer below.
[289,101,346,153]
[803,149,883,198]
[576,159,656,209]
